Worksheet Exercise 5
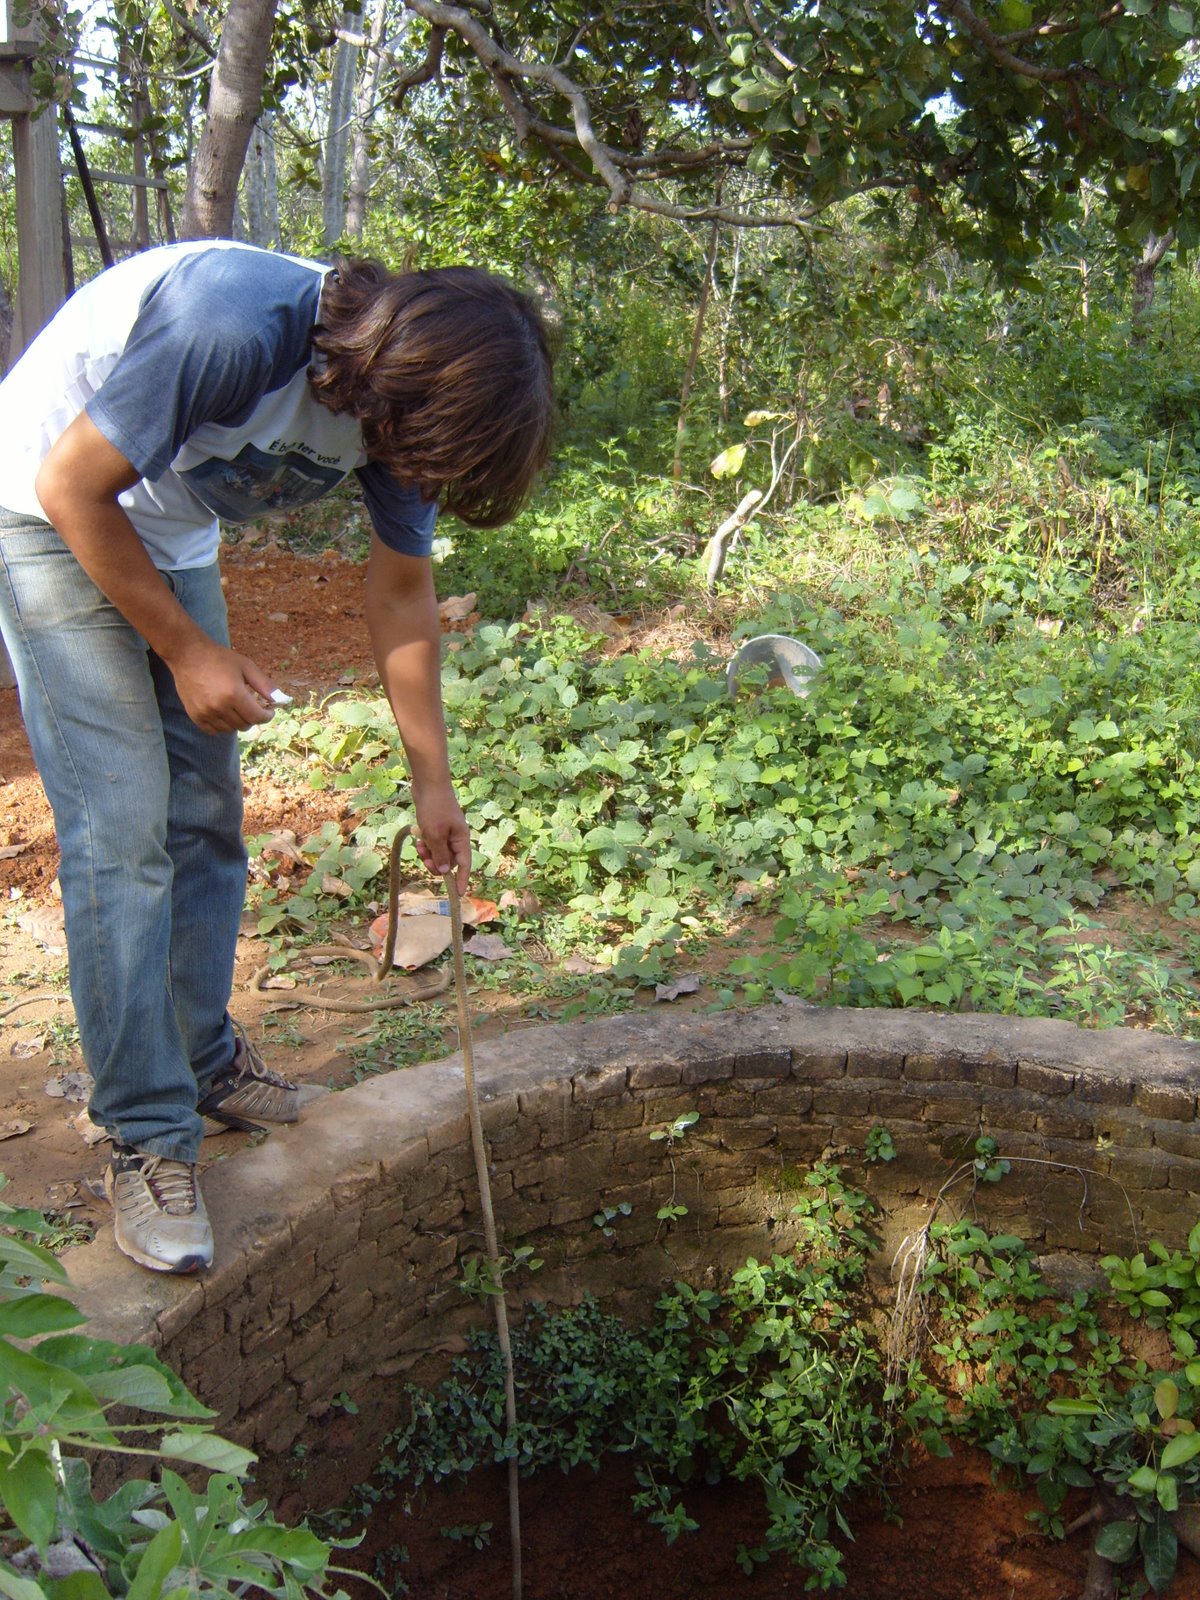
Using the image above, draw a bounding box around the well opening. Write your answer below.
[62,1005,1200,1592]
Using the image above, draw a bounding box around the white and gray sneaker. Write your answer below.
[105,1145,213,1274]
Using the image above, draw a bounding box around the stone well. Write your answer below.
[62,1005,1200,1501]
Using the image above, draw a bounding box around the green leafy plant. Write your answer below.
[0,1184,369,1600]
[648,1111,698,1227]
[864,1125,896,1164]
[367,1160,890,1588]
[592,1202,632,1239]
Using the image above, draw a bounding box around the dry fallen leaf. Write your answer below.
[320,873,354,900]
[0,843,27,860]
[499,888,541,917]
[463,933,514,962]
[0,1119,32,1141]
[17,905,67,951]
[44,1071,92,1103]
[371,915,454,969]
[258,829,304,865]
[439,592,477,622]
[70,1109,109,1147]
[654,975,702,1003]
[10,1033,48,1059]
[562,955,600,975]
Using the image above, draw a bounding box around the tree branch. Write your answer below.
[392,21,447,108]
[400,0,813,227]
[160,0,217,60]
[940,0,1105,84]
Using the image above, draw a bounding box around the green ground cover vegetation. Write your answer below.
[352,1144,1200,1596]
[242,226,1200,1044]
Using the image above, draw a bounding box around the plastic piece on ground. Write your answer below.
[726,634,822,699]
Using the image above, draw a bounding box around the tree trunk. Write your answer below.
[672,208,721,483]
[345,0,395,238]
[123,46,151,250]
[181,0,280,239]
[1132,229,1174,332]
[244,114,281,248]
[323,8,361,248]
[63,101,115,268]
[0,273,12,378]
[715,224,742,427]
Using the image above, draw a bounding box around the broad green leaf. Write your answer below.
[158,1432,257,1475]
[126,1522,182,1600]
[226,1527,330,1575]
[1155,1378,1179,1419]
[0,1565,48,1600]
[0,1346,109,1436]
[0,1238,68,1285]
[1094,1520,1138,1562]
[1141,1514,1178,1593]
[0,1298,86,1339]
[34,1339,210,1419]
[731,82,784,114]
[87,1365,174,1412]
[710,444,747,479]
[887,484,922,513]
[58,1461,159,1566]
[0,1449,57,1549]
[43,1573,110,1600]
[1160,1431,1200,1470]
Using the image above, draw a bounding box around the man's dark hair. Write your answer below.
[310,258,554,529]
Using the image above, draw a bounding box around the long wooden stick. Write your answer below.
[443,866,523,1600]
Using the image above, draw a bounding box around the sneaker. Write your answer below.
[105,1145,213,1274]
[197,1021,300,1135]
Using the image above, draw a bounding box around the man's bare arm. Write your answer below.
[364,534,470,892]
[35,412,278,733]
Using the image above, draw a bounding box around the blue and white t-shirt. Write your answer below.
[0,240,438,570]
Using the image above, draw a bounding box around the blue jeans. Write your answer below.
[0,512,246,1161]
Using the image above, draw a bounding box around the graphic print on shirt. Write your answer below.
[179,442,347,524]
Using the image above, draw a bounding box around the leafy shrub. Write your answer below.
[0,1185,361,1600]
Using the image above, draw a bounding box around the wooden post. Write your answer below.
[2,0,69,357]
[1,1,70,687]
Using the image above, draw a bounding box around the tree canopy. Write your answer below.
[388,1,1200,262]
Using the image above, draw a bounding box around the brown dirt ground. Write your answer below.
[329,1442,1200,1600]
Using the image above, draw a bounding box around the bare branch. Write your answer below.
[1143,228,1175,273]
[941,0,1104,84]
[401,0,812,226]
[741,0,797,74]
[392,20,447,108]
[160,0,217,59]
[1000,6,1124,47]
